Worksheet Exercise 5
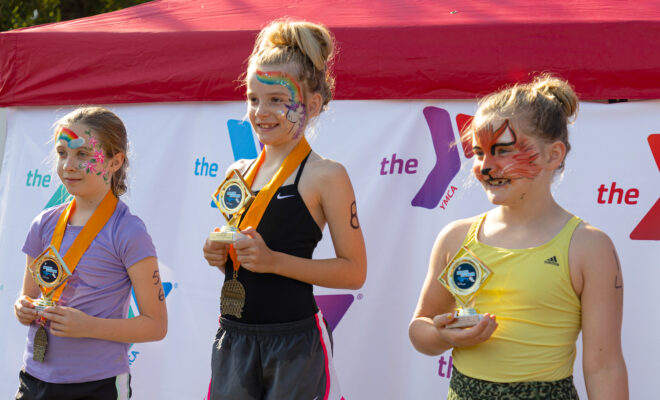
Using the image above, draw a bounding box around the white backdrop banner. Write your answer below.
[0,101,658,399]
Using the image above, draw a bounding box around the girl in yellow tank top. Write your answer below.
[409,75,629,399]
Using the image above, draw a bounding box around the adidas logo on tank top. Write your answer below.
[544,256,559,266]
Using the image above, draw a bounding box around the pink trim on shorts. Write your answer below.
[314,313,332,400]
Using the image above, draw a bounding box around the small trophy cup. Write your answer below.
[29,244,72,361]
[438,246,493,328]
[208,169,255,243]
[30,245,72,311]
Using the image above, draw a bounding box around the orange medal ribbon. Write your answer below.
[48,189,118,302]
[228,137,311,270]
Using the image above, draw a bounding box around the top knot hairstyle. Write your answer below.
[55,107,129,197]
[469,74,579,170]
[248,19,336,111]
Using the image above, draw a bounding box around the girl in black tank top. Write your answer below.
[203,19,366,400]
[224,155,322,323]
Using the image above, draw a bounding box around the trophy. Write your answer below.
[438,246,493,328]
[29,244,72,312]
[29,244,72,362]
[208,169,255,243]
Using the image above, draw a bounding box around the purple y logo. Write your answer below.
[315,294,355,331]
[411,107,463,209]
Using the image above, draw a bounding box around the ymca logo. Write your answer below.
[630,134,660,240]
[411,107,461,209]
[412,108,473,210]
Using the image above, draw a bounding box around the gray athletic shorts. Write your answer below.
[208,310,344,400]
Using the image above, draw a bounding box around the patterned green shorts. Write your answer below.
[447,367,579,400]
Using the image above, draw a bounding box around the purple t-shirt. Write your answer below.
[22,199,157,383]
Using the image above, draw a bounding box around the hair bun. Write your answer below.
[249,19,336,110]
[258,19,334,71]
[532,74,578,119]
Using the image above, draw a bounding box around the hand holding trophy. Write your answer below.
[209,169,255,243]
[28,244,72,361]
[438,246,493,328]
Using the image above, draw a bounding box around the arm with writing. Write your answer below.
[42,256,168,343]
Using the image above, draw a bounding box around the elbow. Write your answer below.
[408,320,427,355]
[347,260,367,290]
[152,315,168,341]
[408,318,445,356]
[155,323,168,341]
[158,317,168,340]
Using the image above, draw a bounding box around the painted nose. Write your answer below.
[481,168,491,176]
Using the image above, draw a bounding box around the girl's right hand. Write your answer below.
[203,232,230,273]
[433,312,498,348]
[14,295,39,326]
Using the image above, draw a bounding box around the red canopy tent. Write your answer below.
[1,0,659,106]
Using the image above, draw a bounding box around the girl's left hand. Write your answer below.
[40,306,92,338]
[234,227,275,274]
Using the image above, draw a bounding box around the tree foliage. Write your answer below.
[1,0,151,32]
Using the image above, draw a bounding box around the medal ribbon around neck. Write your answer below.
[48,189,118,302]
[228,137,311,270]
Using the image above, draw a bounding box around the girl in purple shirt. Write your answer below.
[13,107,168,399]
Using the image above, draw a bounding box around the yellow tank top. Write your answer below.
[451,213,582,382]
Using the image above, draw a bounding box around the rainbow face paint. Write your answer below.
[255,69,307,138]
[57,127,85,149]
[471,120,542,185]
[256,69,303,104]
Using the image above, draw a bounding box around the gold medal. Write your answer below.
[220,271,246,318]
[33,325,48,362]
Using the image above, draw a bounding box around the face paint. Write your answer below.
[79,129,111,183]
[472,120,542,185]
[57,127,85,149]
[255,69,307,138]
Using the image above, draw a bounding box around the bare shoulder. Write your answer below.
[224,158,255,177]
[570,220,617,275]
[299,152,352,198]
[571,221,616,256]
[303,152,348,182]
[431,216,481,267]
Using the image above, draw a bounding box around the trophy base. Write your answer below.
[446,312,483,329]
[32,298,55,313]
[208,230,247,243]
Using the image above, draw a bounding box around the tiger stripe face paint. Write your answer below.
[254,69,307,138]
[471,120,542,187]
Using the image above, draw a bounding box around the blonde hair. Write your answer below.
[248,19,336,110]
[54,107,129,197]
[468,74,579,170]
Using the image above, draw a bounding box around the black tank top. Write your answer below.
[223,154,323,323]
